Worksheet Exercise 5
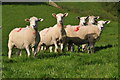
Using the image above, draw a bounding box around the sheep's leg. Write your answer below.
[19,50,22,56]
[82,44,88,52]
[67,43,72,51]
[8,41,14,59]
[44,46,46,50]
[60,43,64,52]
[54,41,59,53]
[37,43,42,52]
[44,46,49,51]
[16,49,22,56]
[49,46,53,52]
[89,43,95,53]
[66,43,69,51]
[78,45,81,52]
[32,48,34,53]
[25,47,30,57]
[71,43,74,52]
[41,46,44,51]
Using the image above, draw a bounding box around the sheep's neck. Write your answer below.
[97,24,102,31]
[57,23,66,36]
[79,22,83,26]
[57,23,64,28]
[97,24,104,37]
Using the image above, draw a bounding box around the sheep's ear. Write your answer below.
[38,18,44,22]
[25,18,29,22]
[86,16,89,19]
[52,13,56,18]
[76,16,80,19]
[96,16,100,19]
[105,21,110,24]
[64,13,68,17]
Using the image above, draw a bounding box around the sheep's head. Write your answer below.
[52,13,68,24]
[25,16,43,29]
[88,16,100,25]
[97,20,110,30]
[76,16,88,26]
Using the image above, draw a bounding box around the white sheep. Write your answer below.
[8,16,43,58]
[81,16,100,52]
[65,20,110,53]
[65,16,88,52]
[37,13,68,53]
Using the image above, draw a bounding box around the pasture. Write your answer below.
[2,2,119,78]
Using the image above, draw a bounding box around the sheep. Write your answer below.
[76,16,88,26]
[38,27,53,52]
[87,16,100,25]
[65,20,110,53]
[37,13,68,53]
[65,16,88,52]
[8,16,43,58]
[81,16,100,52]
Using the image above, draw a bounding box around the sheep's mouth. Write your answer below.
[101,27,104,30]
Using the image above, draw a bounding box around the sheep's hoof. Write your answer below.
[55,48,59,53]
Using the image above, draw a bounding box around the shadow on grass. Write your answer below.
[95,44,113,52]
[36,52,70,59]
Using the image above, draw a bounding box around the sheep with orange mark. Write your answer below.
[65,20,110,53]
[65,16,88,51]
[37,13,68,53]
[8,16,43,58]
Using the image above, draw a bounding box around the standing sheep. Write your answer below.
[65,20,110,53]
[8,16,43,58]
[37,13,68,53]
[65,16,88,52]
[81,16,100,52]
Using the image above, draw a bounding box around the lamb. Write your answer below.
[8,16,43,58]
[37,13,68,53]
[65,20,110,53]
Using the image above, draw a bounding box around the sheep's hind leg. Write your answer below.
[25,47,30,57]
[54,41,59,53]
[8,41,14,59]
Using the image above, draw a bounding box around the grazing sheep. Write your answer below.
[8,16,43,58]
[65,20,110,53]
[37,13,68,53]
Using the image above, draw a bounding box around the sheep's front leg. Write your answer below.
[82,44,88,52]
[19,50,22,56]
[54,41,59,53]
[16,49,22,56]
[41,46,44,51]
[88,43,95,53]
[71,43,74,52]
[49,46,53,52]
[60,43,64,52]
[25,47,30,57]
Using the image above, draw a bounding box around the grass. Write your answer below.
[2,2,118,78]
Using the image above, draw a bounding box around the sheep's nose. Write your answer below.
[83,23,86,25]
[59,21,62,23]
[101,27,104,30]
[33,25,36,28]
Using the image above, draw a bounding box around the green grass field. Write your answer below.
[2,2,119,78]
